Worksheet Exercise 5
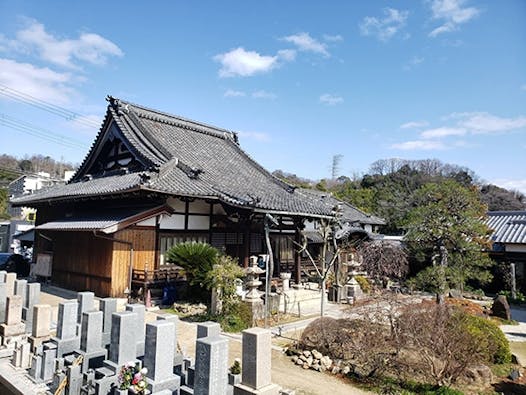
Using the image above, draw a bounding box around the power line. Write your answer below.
[0,84,101,128]
[0,113,88,150]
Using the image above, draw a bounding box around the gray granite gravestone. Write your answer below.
[193,335,229,395]
[99,298,117,348]
[14,279,27,307]
[0,295,26,344]
[196,321,221,339]
[125,303,146,357]
[29,304,51,350]
[4,272,16,296]
[157,313,183,370]
[0,282,6,324]
[0,270,6,282]
[51,300,80,357]
[106,310,139,369]
[144,320,181,393]
[77,310,107,373]
[23,282,40,333]
[77,292,95,323]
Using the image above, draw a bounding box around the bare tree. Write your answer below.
[357,240,409,288]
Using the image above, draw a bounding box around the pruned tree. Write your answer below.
[405,180,493,303]
[357,240,409,288]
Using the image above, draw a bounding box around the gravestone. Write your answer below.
[144,320,180,393]
[77,292,95,323]
[29,304,51,350]
[77,310,107,373]
[125,303,145,357]
[99,298,117,348]
[0,270,6,282]
[51,300,81,357]
[14,279,28,307]
[234,328,281,395]
[193,335,229,395]
[5,272,16,296]
[41,342,58,382]
[0,282,6,324]
[23,282,40,333]
[107,310,139,368]
[197,321,221,339]
[0,295,26,345]
[156,313,183,370]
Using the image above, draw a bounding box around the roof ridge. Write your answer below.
[111,97,239,142]
[222,136,297,193]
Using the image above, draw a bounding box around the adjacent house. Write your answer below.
[486,210,526,292]
[8,172,62,218]
[12,97,334,297]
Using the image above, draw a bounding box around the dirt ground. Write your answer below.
[39,287,371,395]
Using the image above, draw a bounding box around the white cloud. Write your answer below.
[214,47,279,78]
[492,178,526,195]
[403,56,424,70]
[452,112,526,134]
[281,32,329,57]
[319,94,343,106]
[277,49,297,62]
[252,90,277,100]
[3,19,123,68]
[400,120,429,129]
[420,127,466,139]
[323,34,344,42]
[237,131,270,142]
[0,58,73,104]
[429,0,480,37]
[360,8,409,42]
[224,89,246,98]
[391,140,446,150]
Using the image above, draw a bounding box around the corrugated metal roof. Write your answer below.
[486,211,526,244]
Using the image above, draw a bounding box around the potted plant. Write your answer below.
[228,358,242,386]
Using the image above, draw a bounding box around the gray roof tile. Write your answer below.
[486,211,526,244]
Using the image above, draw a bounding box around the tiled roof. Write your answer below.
[13,98,333,218]
[486,211,526,244]
[36,205,172,234]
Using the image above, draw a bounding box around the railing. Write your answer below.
[131,265,185,295]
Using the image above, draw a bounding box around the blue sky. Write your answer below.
[0,1,525,193]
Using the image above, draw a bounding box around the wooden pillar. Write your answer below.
[294,225,302,284]
[243,224,250,268]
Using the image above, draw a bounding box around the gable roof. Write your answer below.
[12,98,332,218]
[486,211,526,244]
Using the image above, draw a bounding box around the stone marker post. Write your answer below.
[234,328,281,395]
[78,310,107,373]
[99,298,117,348]
[0,295,26,345]
[23,282,40,332]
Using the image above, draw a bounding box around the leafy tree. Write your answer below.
[0,188,10,219]
[358,240,409,287]
[404,180,493,303]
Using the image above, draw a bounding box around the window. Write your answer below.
[159,234,209,265]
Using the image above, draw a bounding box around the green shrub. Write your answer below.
[459,312,512,364]
[354,275,371,294]
[166,242,219,288]
[499,290,526,305]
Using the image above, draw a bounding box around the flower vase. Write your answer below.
[228,372,241,386]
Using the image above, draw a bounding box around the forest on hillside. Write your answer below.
[273,158,526,234]
[0,154,76,219]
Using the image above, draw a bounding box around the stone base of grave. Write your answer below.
[103,359,141,374]
[29,335,51,351]
[147,375,181,393]
[94,366,118,394]
[1,322,26,337]
[11,341,31,369]
[234,383,282,395]
[0,345,15,358]
[76,348,108,373]
[50,336,80,357]
[180,385,194,395]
